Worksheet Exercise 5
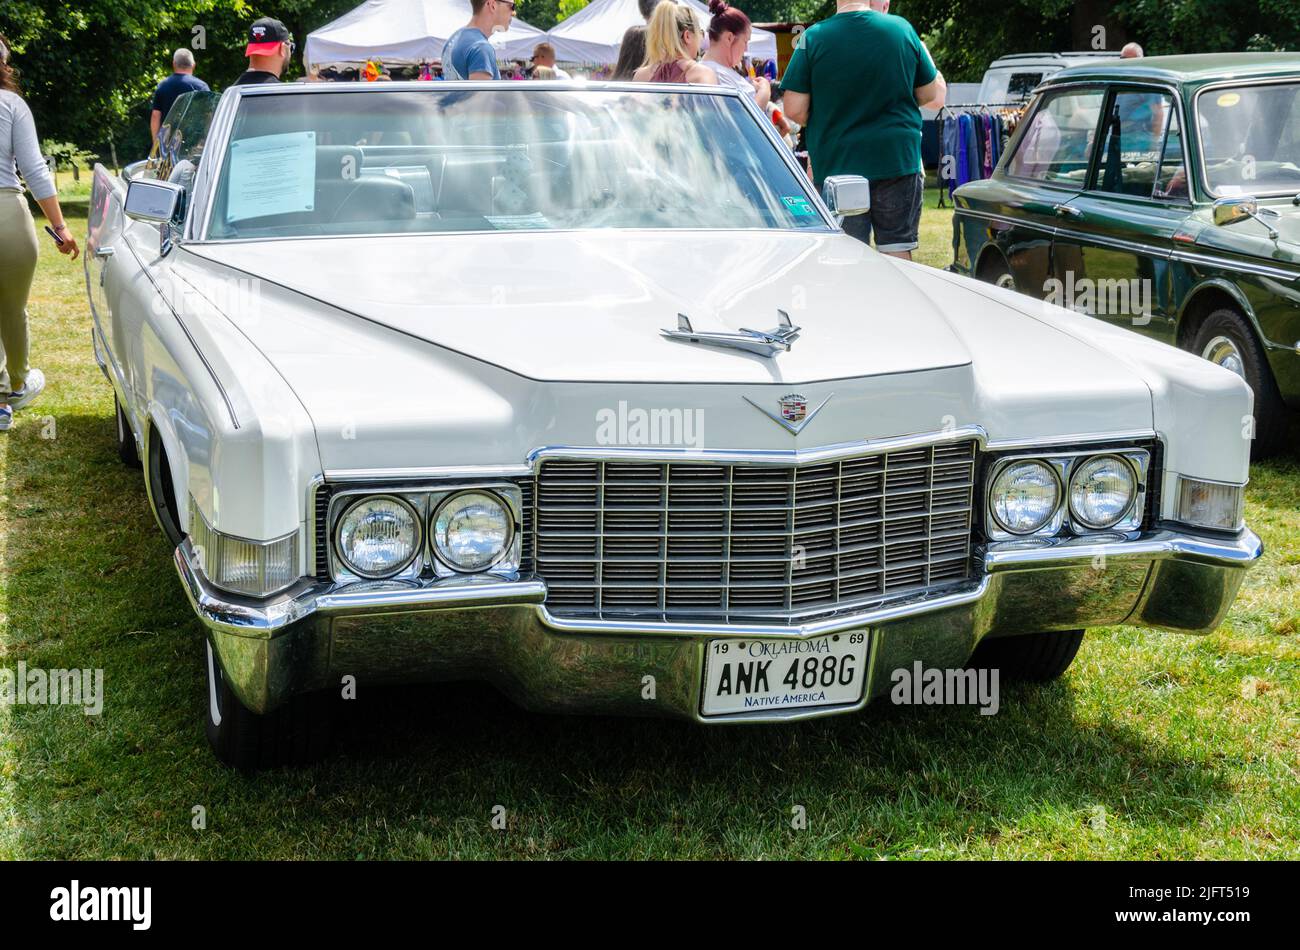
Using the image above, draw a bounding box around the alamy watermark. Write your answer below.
[1044,273,1152,325]
[890,661,1000,716]
[0,662,103,715]
[595,400,704,448]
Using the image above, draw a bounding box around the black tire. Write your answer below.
[967,629,1085,683]
[976,251,1016,292]
[114,394,141,467]
[204,641,335,770]
[1192,308,1290,459]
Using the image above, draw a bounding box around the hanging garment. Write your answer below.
[962,114,980,185]
[942,114,960,196]
[983,114,995,177]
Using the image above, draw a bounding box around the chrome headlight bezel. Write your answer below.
[430,490,516,573]
[322,482,523,585]
[333,493,423,580]
[987,459,1064,537]
[985,447,1150,541]
[1068,454,1139,530]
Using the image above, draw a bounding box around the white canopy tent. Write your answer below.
[544,0,777,65]
[304,0,547,70]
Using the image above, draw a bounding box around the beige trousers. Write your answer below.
[0,187,38,394]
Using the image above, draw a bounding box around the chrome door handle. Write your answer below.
[1053,204,1084,220]
[94,245,115,259]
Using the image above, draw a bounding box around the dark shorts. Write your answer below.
[840,171,924,252]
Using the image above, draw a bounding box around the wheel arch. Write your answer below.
[974,242,1012,281]
[1175,279,1257,351]
[143,407,188,546]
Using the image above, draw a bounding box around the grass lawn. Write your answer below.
[0,188,1296,860]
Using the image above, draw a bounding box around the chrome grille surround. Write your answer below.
[535,435,980,624]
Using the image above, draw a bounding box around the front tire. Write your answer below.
[976,252,1016,291]
[968,629,1084,682]
[205,641,335,770]
[1193,308,1289,459]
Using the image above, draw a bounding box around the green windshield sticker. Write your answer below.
[782,196,815,216]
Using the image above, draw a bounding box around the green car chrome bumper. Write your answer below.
[175,526,1262,719]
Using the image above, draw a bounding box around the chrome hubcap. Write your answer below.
[1202,335,1245,378]
[994,273,1015,290]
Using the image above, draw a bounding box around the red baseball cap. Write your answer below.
[245,17,292,56]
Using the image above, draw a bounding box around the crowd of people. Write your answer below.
[0,0,952,430]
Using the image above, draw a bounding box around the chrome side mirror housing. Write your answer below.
[125,178,185,224]
[1212,194,1279,240]
[1212,195,1259,227]
[125,179,186,255]
[822,175,871,218]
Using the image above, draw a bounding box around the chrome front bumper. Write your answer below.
[176,526,1262,719]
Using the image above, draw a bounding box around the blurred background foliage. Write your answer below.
[1,0,1297,164]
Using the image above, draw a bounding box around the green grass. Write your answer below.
[0,199,1296,860]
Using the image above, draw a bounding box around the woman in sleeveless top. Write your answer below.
[632,2,718,86]
[700,0,771,108]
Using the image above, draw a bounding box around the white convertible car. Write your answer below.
[85,82,1261,768]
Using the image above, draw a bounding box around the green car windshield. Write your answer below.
[1198,82,1300,197]
[206,87,828,239]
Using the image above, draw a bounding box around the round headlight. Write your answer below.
[1069,455,1136,529]
[335,495,421,578]
[990,460,1061,535]
[432,491,513,572]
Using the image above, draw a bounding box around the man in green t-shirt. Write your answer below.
[782,1,946,259]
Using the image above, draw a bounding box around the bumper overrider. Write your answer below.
[176,525,1261,720]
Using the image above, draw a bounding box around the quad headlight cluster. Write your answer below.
[332,487,519,582]
[986,450,1149,540]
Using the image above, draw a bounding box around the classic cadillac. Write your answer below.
[951,53,1300,457]
[85,81,1261,769]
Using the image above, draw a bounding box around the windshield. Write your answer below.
[206,87,827,239]
[979,69,1050,103]
[1198,82,1300,196]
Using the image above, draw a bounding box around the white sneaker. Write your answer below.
[8,368,45,411]
[0,406,11,431]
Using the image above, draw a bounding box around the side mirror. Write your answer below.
[125,178,185,225]
[1212,194,1278,240]
[1212,195,1258,227]
[822,175,871,218]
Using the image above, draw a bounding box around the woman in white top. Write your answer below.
[700,0,770,108]
[0,33,79,431]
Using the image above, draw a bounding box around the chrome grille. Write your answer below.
[536,440,978,623]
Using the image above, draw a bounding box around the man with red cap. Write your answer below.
[234,16,294,85]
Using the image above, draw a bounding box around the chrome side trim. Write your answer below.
[1167,248,1299,282]
[986,428,1158,450]
[324,463,534,483]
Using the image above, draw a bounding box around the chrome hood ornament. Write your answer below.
[661,310,801,358]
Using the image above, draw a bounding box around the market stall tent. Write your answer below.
[304,0,547,69]
[544,0,777,65]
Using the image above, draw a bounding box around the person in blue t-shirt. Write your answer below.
[443,0,515,80]
[149,48,209,144]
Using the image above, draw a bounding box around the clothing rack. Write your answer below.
[934,101,1027,207]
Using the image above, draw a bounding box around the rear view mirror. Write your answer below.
[822,175,871,218]
[125,179,185,224]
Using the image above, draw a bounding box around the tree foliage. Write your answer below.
[3,0,1299,160]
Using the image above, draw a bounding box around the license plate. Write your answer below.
[702,631,870,716]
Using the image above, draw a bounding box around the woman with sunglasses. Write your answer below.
[633,2,718,86]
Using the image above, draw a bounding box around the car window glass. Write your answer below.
[1093,90,1177,197]
[151,90,220,189]
[1199,83,1300,196]
[1004,88,1104,184]
[206,89,830,239]
[1153,109,1188,199]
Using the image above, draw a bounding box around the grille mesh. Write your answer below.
[536,440,978,623]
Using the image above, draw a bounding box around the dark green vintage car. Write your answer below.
[952,53,1300,456]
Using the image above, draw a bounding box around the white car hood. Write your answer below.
[190,230,972,384]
